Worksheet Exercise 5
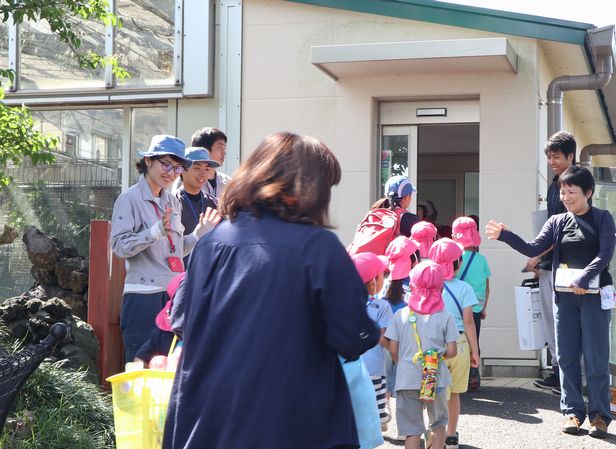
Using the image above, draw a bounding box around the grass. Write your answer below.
[0,346,115,448]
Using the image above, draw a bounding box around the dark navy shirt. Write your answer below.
[538,175,568,270]
[163,210,379,449]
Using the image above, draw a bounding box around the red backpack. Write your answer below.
[348,207,406,256]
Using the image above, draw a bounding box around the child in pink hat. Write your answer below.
[381,236,421,407]
[351,252,394,434]
[428,238,480,449]
[411,221,438,258]
[383,236,421,312]
[452,216,492,391]
[385,260,458,448]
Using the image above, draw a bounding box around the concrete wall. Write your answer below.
[240,0,604,370]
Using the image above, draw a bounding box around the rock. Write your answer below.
[25,299,43,314]
[0,296,29,321]
[22,226,61,271]
[55,291,87,320]
[69,318,100,363]
[24,284,60,301]
[8,320,29,339]
[0,225,18,245]
[41,298,72,321]
[55,257,88,293]
[30,267,57,285]
[28,313,53,340]
[57,344,98,383]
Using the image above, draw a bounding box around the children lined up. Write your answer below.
[345,178,491,449]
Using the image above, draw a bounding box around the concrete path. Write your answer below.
[380,377,616,449]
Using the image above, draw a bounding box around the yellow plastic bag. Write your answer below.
[107,369,175,449]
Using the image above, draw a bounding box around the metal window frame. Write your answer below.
[5,0,190,99]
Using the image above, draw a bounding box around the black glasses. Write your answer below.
[157,159,184,174]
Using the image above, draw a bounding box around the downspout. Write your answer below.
[579,144,616,166]
[547,25,616,138]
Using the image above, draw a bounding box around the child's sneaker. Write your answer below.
[445,432,459,449]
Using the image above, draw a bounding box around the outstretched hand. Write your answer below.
[485,220,507,240]
[195,207,222,238]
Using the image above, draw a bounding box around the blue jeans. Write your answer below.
[120,291,167,362]
[554,292,611,424]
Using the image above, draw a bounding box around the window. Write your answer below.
[116,0,176,88]
[19,18,105,90]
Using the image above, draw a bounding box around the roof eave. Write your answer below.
[286,0,593,45]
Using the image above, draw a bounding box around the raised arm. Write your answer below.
[486,217,556,258]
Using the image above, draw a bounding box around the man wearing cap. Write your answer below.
[111,135,220,361]
[175,147,221,266]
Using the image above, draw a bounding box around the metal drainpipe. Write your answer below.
[579,143,616,166]
[547,26,616,138]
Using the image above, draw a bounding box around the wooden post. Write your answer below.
[88,220,125,387]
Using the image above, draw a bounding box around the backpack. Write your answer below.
[348,207,406,256]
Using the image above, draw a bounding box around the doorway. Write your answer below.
[379,100,480,232]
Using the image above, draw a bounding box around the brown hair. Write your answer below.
[219,132,341,227]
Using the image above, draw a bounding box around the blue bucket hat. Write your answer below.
[139,135,191,167]
[385,175,416,200]
[184,147,221,168]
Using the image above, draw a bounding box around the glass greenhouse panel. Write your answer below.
[116,0,176,88]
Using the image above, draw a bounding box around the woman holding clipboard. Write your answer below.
[485,165,615,439]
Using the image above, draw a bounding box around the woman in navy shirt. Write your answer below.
[486,165,615,439]
[163,132,379,449]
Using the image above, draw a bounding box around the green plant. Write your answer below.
[0,360,115,449]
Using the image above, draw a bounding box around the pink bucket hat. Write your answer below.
[155,272,186,332]
[351,252,389,284]
[452,216,481,248]
[428,238,464,280]
[385,236,419,281]
[408,260,445,314]
[411,221,438,258]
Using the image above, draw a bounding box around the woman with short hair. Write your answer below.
[486,165,615,439]
[163,132,379,449]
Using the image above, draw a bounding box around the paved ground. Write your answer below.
[380,377,616,449]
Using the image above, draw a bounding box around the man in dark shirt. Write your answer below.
[527,131,576,393]
[176,147,220,265]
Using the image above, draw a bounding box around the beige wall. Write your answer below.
[240,0,606,368]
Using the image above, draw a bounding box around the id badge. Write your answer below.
[167,256,184,273]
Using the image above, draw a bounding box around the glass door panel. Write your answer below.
[381,126,417,211]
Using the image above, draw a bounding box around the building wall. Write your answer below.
[242,0,548,367]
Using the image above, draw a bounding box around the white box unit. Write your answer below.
[514,282,548,351]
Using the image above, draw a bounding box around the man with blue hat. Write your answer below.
[175,147,221,265]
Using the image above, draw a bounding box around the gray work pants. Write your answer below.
[538,269,558,367]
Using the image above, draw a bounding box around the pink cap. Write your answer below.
[385,236,419,281]
[452,216,481,248]
[351,252,389,284]
[428,238,464,280]
[408,260,445,314]
[156,272,186,332]
[411,221,438,258]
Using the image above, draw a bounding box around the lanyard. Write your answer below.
[151,202,176,254]
[181,191,204,224]
[408,310,442,365]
